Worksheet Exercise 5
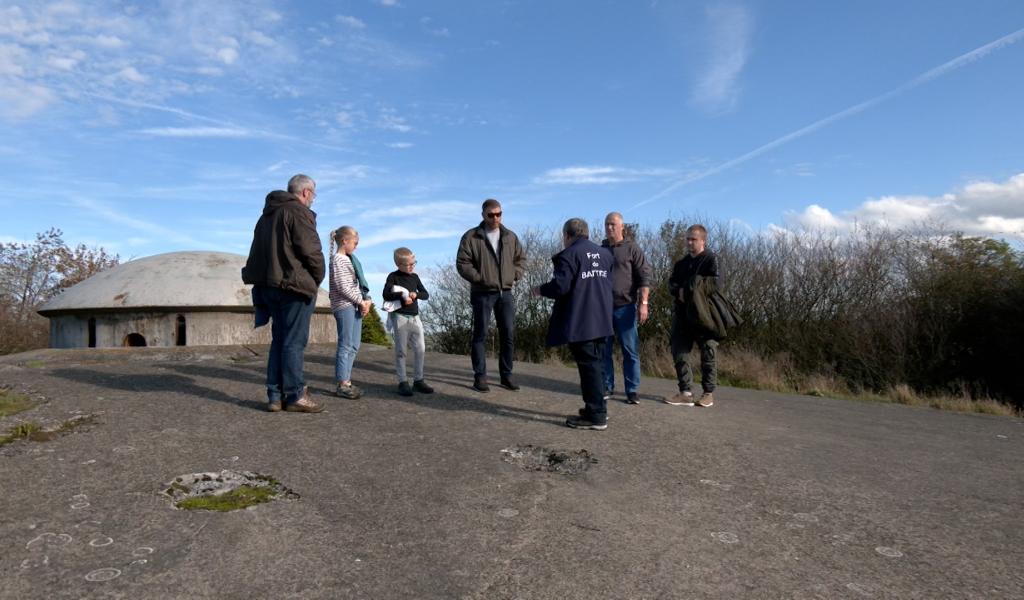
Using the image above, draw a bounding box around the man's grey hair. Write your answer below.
[605,211,623,223]
[287,174,315,194]
[562,218,589,240]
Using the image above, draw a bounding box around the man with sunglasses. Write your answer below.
[456,198,526,392]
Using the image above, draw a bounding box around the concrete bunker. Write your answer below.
[37,251,335,348]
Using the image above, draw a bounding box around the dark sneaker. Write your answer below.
[413,380,434,394]
[602,389,613,400]
[336,383,362,399]
[267,399,282,413]
[697,392,714,407]
[500,376,520,391]
[398,381,414,396]
[664,390,695,406]
[473,375,490,393]
[565,415,608,431]
[624,392,640,405]
[284,387,324,413]
[579,408,610,421]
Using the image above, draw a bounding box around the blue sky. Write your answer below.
[2,1,1023,294]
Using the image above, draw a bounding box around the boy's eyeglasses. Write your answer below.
[485,212,502,218]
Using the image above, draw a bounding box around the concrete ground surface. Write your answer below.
[0,343,1021,600]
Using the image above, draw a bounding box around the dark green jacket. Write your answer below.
[241,191,325,299]
[456,223,525,293]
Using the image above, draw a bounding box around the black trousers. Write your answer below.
[470,290,516,378]
[569,338,607,423]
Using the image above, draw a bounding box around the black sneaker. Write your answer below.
[398,381,414,396]
[602,389,613,400]
[473,375,490,393]
[565,415,608,431]
[500,376,520,391]
[579,408,610,421]
[624,392,640,405]
[413,380,434,394]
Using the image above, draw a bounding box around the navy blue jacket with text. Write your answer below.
[538,237,615,347]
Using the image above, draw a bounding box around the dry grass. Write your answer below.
[0,388,36,417]
[637,344,1019,417]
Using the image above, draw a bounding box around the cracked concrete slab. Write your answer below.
[0,343,1021,599]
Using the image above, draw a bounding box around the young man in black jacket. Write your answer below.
[665,224,718,408]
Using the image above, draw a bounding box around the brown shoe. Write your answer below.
[267,399,282,413]
[664,390,695,406]
[284,387,324,413]
[697,392,714,407]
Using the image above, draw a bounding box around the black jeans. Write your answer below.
[569,338,608,423]
[470,290,516,378]
[670,312,718,393]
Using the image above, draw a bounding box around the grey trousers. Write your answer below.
[390,313,425,382]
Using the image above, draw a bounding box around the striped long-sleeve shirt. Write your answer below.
[329,252,363,311]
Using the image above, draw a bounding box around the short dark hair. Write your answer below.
[562,218,589,240]
[482,198,501,212]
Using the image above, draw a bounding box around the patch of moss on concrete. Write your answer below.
[23,360,46,369]
[0,389,35,417]
[0,421,42,446]
[0,414,96,446]
[175,485,277,512]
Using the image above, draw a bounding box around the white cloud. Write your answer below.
[376,0,399,6]
[93,34,125,49]
[783,173,1024,240]
[337,15,366,29]
[691,4,753,114]
[420,17,449,37]
[138,126,253,138]
[535,165,674,185]
[335,110,357,128]
[116,66,147,83]
[353,200,477,247]
[217,46,239,65]
[388,142,413,149]
[377,108,412,132]
[0,83,57,119]
[246,30,275,47]
[0,43,28,76]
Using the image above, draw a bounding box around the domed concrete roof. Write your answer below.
[39,251,330,315]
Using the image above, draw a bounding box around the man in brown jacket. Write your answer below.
[456,198,525,392]
[242,174,326,413]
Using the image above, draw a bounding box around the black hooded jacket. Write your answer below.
[241,191,325,299]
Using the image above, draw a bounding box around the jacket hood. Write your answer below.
[263,190,298,215]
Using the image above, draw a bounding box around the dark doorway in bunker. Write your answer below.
[123,333,147,347]
[176,315,186,346]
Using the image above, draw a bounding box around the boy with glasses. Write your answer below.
[383,247,433,397]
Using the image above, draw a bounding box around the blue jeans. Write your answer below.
[258,286,316,402]
[603,303,641,394]
[334,305,362,382]
[470,290,516,378]
[570,338,607,424]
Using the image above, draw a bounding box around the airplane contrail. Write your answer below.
[630,26,1024,211]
